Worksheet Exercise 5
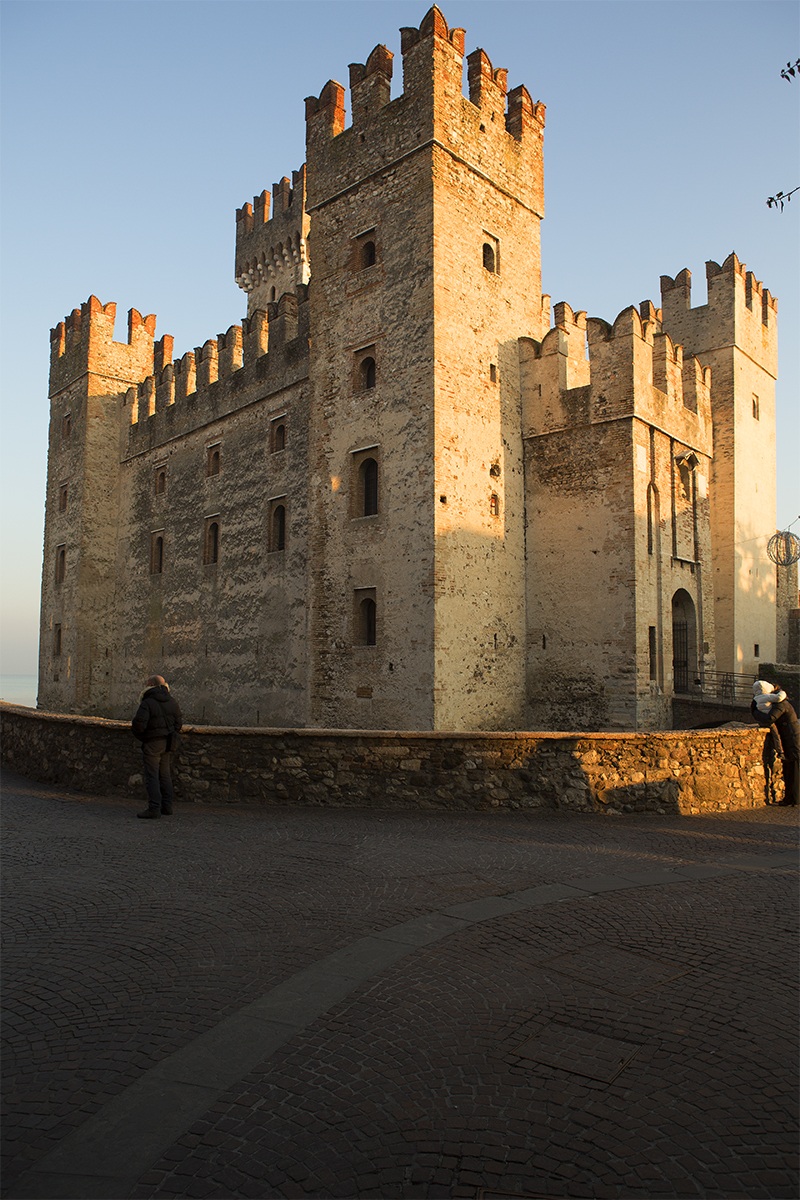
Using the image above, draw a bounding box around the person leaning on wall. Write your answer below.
[131,675,183,819]
[751,680,800,807]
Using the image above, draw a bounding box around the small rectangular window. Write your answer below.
[354,346,377,392]
[352,227,378,272]
[752,394,760,420]
[482,232,500,274]
[58,483,68,512]
[351,446,381,519]
[206,444,221,477]
[354,587,377,646]
[270,416,287,453]
[490,363,497,383]
[754,643,760,658]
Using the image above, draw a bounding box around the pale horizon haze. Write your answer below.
[1,0,798,687]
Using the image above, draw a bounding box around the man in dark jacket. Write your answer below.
[132,676,183,819]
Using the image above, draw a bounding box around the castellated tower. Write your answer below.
[304,5,546,729]
[39,299,156,714]
[660,255,778,679]
[36,4,780,733]
[521,302,715,730]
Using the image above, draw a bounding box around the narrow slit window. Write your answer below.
[361,458,379,516]
[53,624,62,657]
[58,483,68,512]
[55,544,66,585]
[204,520,219,565]
[155,468,167,495]
[150,533,164,575]
[490,493,500,517]
[356,594,377,646]
[483,242,496,272]
[270,503,287,552]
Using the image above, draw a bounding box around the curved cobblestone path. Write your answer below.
[2,769,797,1200]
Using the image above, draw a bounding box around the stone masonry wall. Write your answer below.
[1,703,781,815]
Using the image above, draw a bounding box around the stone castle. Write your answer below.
[38,5,781,732]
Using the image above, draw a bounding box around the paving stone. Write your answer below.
[1,769,798,1200]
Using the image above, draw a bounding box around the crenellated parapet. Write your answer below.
[126,290,309,444]
[521,296,712,451]
[235,166,310,316]
[660,252,778,378]
[304,5,545,214]
[49,296,157,397]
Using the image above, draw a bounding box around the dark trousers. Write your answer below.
[142,740,174,812]
[783,752,800,806]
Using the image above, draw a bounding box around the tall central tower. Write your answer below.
[304,5,546,730]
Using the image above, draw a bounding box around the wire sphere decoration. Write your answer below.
[767,530,800,567]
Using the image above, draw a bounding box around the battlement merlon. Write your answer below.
[127,292,307,428]
[349,44,394,126]
[660,252,778,377]
[305,7,543,147]
[521,300,712,443]
[49,295,158,397]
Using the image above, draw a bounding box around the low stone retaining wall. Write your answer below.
[0,703,778,814]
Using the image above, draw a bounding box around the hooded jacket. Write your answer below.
[132,684,183,744]
[751,682,800,756]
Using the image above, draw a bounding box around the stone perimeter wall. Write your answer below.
[0,703,780,814]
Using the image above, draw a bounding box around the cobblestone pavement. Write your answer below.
[1,768,798,1200]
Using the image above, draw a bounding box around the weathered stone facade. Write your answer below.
[38,6,780,732]
[0,703,783,814]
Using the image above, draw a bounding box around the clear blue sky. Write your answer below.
[1,0,798,679]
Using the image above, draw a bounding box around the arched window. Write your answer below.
[361,458,379,516]
[204,521,219,565]
[55,545,66,585]
[359,597,377,646]
[272,504,286,551]
[150,534,164,575]
[361,357,376,390]
[155,469,166,495]
[482,242,496,273]
[273,423,286,452]
[361,240,376,269]
[207,446,221,477]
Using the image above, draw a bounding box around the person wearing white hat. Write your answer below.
[751,681,799,806]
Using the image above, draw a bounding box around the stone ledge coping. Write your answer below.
[0,701,761,741]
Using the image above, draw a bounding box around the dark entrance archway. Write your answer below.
[672,588,697,693]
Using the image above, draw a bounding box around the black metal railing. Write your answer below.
[696,671,755,704]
